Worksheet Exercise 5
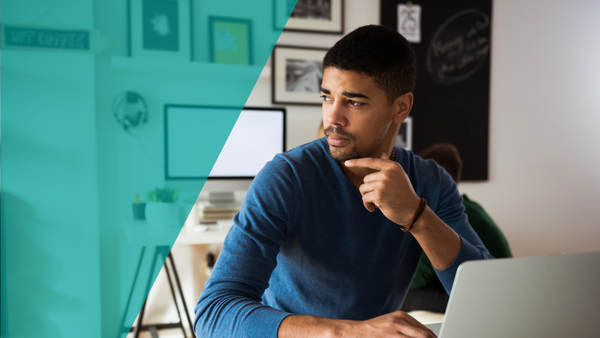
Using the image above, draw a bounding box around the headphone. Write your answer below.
[113,91,148,131]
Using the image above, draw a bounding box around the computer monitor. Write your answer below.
[164,105,286,203]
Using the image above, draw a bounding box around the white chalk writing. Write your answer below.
[426,9,491,84]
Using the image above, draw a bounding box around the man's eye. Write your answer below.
[349,100,363,106]
[320,95,332,102]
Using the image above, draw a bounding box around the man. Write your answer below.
[194,25,492,338]
[402,143,512,313]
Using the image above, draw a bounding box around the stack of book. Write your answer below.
[198,203,241,221]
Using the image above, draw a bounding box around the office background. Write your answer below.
[252,0,600,258]
[169,0,600,332]
[3,0,600,337]
[3,0,287,337]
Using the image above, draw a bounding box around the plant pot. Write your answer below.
[145,202,182,228]
[132,203,147,220]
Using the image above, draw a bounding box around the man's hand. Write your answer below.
[278,311,437,338]
[345,153,421,226]
[345,152,461,270]
[342,311,438,338]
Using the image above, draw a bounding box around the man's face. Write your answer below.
[320,67,399,162]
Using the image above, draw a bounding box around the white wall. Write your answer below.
[247,0,600,258]
[461,0,600,257]
[3,1,102,337]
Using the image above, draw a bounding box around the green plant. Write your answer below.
[147,188,179,203]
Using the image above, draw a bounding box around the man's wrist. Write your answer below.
[278,315,348,338]
[409,206,462,270]
[400,197,427,232]
[408,204,433,234]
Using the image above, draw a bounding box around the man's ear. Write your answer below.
[392,92,414,124]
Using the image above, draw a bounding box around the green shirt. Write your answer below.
[411,194,512,289]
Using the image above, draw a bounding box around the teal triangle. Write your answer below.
[1,0,296,337]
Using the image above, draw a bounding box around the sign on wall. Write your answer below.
[1,24,110,53]
[397,3,422,43]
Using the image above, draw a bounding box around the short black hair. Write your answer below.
[420,143,463,183]
[323,25,417,104]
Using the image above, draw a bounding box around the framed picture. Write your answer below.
[274,0,344,34]
[209,16,253,65]
[395,117,413,150]
[128,0,192,61]
[272,45,328,105]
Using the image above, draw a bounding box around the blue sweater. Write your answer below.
[194,138,491,337]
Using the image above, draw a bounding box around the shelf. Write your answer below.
[110,56,270,79]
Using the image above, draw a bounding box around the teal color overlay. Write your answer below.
[1,0,295,337]
[209,16,253,65]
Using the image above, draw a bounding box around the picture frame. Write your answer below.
[395,117,413,150]
[209,16,253,65]
[128,0,192,61]
[274,0,344,34]
[272,45,328,105]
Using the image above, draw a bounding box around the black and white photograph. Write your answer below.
[290,0,331,21]
[395,117,412,150]
[285,59,323,93]
[128,0,191,60]
[274,0,343,34]
[272,45,328,105]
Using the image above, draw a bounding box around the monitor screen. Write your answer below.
[165,105,286,180]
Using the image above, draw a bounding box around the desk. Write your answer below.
[174,221,232,245]
[124,220,231,246]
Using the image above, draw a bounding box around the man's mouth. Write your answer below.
[327,134,351,147]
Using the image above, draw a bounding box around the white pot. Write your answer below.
[145,202,182,228]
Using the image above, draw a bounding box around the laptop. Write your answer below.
[425,251,600,338]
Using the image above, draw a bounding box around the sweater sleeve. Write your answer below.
[462,196,513,259]
[193,157,296,338]
[424,162,494,294]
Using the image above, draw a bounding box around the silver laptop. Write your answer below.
[426,251,600,338]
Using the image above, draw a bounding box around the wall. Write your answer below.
[246,0,600,258]
[459,0,600,257]
[2,1,102,337]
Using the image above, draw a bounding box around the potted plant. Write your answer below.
[144,188,182,227]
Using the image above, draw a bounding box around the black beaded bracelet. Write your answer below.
[400,198,427,233]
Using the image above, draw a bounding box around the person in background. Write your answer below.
[401,143,512,313]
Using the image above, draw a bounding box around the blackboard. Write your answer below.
[381,0,492,181]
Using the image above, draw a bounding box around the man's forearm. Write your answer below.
[410,206,462,270]
[278,315,341,338]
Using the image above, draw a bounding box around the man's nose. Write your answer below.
[325,100,348,126]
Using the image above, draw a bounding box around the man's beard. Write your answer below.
[324,126,361,162]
